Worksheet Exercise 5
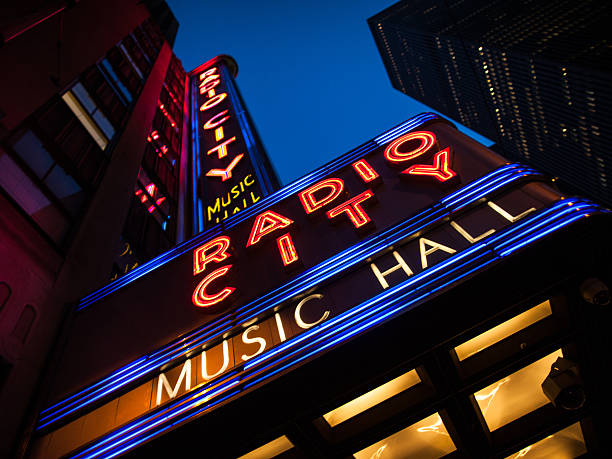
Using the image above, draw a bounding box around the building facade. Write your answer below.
[27,112,612,458]
[368,0,612,207]
[2,2,612,458]
[0,1,278,456]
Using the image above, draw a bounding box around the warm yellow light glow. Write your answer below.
[61,91,108,150]
[505,422,587,458]
[236,436,294,459]
[353,412,456,459]
[474,349,563,431]
[455,300,552,361]
[323,369,421,427]
[215,126,224,141]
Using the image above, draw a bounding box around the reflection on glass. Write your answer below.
[0,152,69,243]
[455,300,552,361]
[474,349,563,431]
[12,130,54,178]
[236,436,293,459]
[506,422,587,458]
[353,412,456,459]
[324,369,421,427]
[62,91,108,150]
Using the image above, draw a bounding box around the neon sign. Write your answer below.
[190,129,463,310]
[191,57,277,227]
[36,114,609,458]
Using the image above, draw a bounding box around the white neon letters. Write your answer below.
[294,294,330,329]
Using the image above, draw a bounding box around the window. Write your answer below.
[62,82,115,150]
[118,42,144,80]
[120,166,176,269]
[473,349,563,431]
[81,65,129,126]
[323,369,421,427]
[0,147,71,244]
[106,45,144,97]
[35,95,107,189]
[100,58,133,104]
[454,300,552,361]
[120,34,150,77]
[133,25,158,62]
[11,130,85,216]
[134,168,172,228]
[505,422,587,458]
[236,436,294,459]
[353,412,457,458]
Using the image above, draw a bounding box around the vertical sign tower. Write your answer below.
[189,55,280,231]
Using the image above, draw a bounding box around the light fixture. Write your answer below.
[579,278,610,306]
[541,357,585,411]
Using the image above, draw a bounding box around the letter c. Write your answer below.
[294,294,330,329]
[192,265,235,308]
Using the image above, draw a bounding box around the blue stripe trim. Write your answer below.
[77,113,441,310]
[66,198,608,458]
[39,163,546,430]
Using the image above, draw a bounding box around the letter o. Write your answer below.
[384,131,436,164]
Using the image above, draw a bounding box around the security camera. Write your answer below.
[541,357,585,411]
[580,278,610,306]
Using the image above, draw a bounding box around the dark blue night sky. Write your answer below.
[167,0,492,185]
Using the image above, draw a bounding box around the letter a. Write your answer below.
[246,210,293,247]
[419,237,456,269]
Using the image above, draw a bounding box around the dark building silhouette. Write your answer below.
[368,0,612,206]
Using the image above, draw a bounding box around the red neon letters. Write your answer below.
[326,190,375,229]
[384,131,457,183]
[352,159,380,183]
[384,131,436,164]
[199,75,220,94]
[199,67,217,79]
[193,236,232,275]
[192,265,235,308]
[190,101,464,309]
[247,210,294,247]
[192,235,235,308]
[276,233,299,266]
[298,178,345,214]
[198,66,248,185]
[403,148,457,182]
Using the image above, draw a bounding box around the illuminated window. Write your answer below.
[505,422,586,458]
[134,168,171,227]
[324,369,421,427]
[454,300,552,361]
[62,82,115,150]
[474,349,563,431]
[236,436,294,459]
[353,412,456,459]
